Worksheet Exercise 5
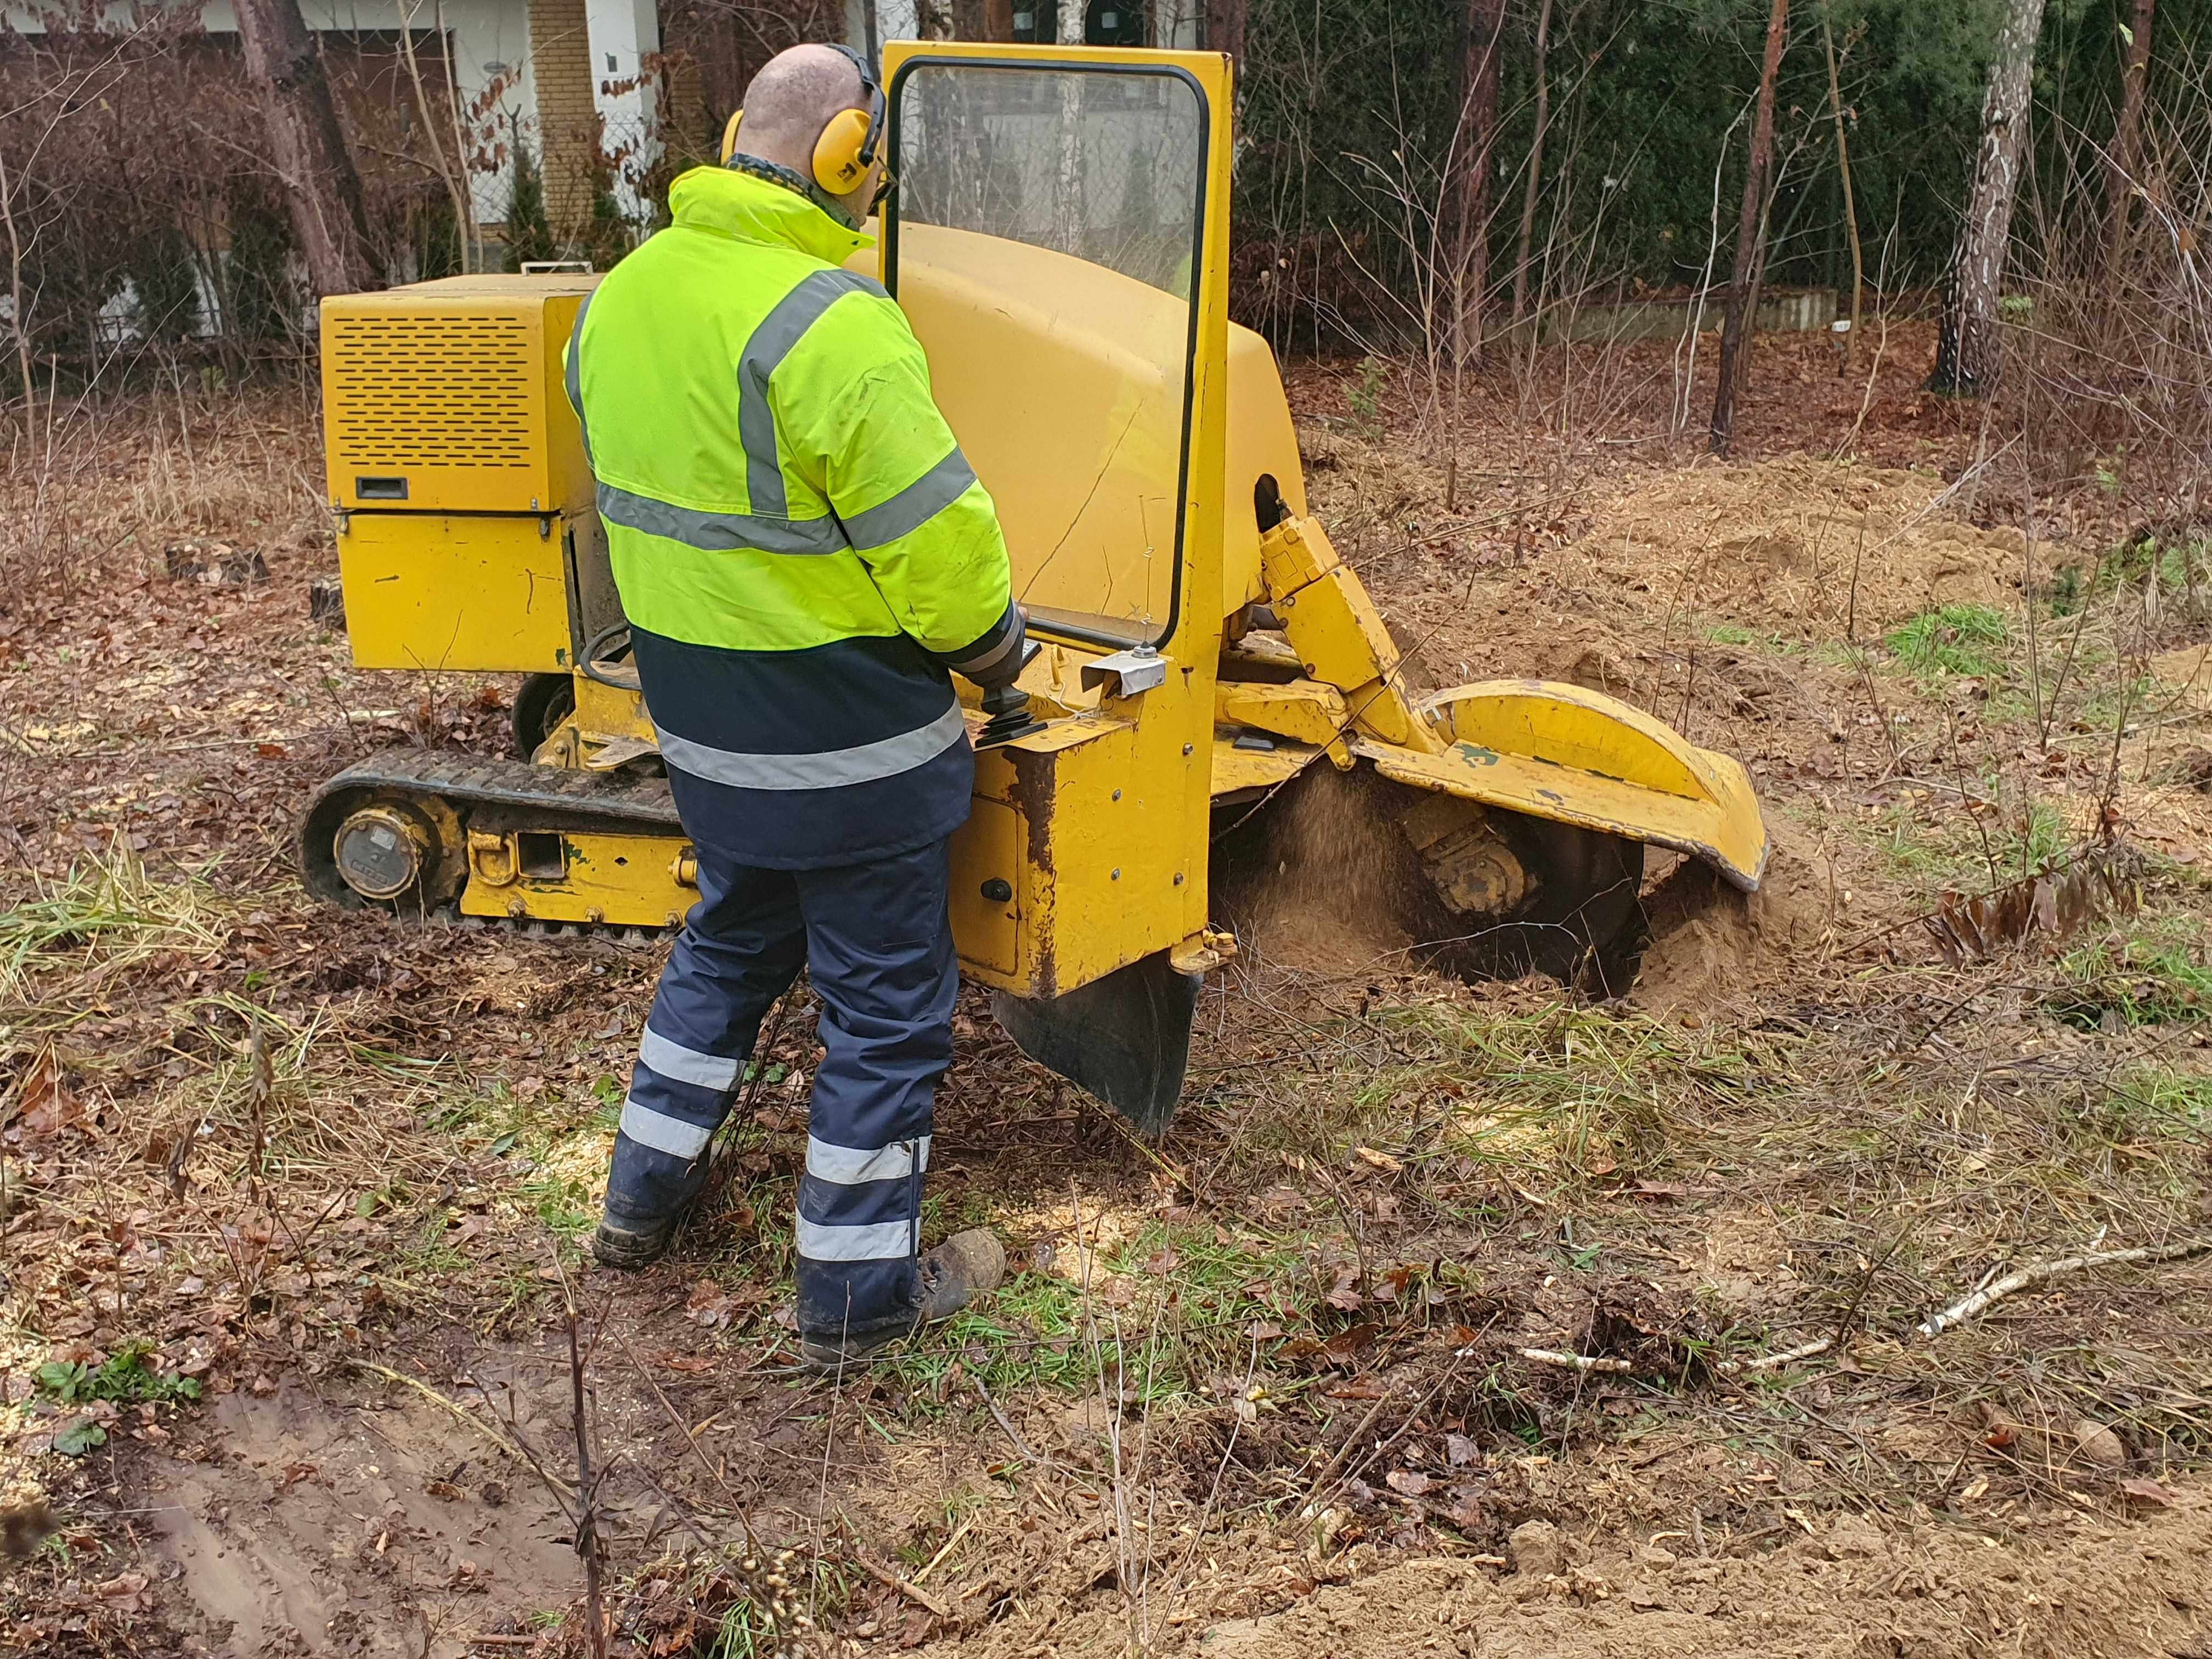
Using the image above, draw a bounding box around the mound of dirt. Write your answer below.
[1632,815,1837,1017]
[1191,1498,2212,1659]
[1594,458,2030,634]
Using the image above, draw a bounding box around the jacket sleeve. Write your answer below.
[785,300,1026,687]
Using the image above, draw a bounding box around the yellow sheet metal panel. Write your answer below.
[321,274,597,516]
[338,512,574,673]
[986,717,1200,997]
[571,673,657,743]
[1223,324,1306,612]
[948,798,1020,975]
[1210,732,1319,795]
[458,829,693,926]
[1366,679,1771,890]
[1217,680,1348,748]
[894,222,1188,638]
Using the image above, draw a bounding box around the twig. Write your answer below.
[972,1372,1054,1471]
[855,1550,954,1621]
[1830,1229,1909,1351]
[606,1325,762,1543]
[1277,1385,1395,1534]
[1917,1239,2212,1337]
[1722,1337,1833,1373]
[1523,1336,1833,1377]
[244,1021,270,1198]
[559,1261,609,1659]
[1521,1347,1635,1374]
[909,1514,977,1587]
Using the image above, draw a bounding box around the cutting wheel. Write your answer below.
[1209,764,1649,995]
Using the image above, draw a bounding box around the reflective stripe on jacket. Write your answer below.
[568,163,1023,870]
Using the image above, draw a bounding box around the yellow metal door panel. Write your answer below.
[949,798,1021,976]
[339,514,572,673]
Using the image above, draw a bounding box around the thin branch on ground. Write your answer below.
[1918,1239,2212,1338]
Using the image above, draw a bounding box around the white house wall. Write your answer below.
[582,0,659,221]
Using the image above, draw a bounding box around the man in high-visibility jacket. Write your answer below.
[569,42,1020,1369]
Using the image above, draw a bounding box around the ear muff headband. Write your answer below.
[719,44,884,198]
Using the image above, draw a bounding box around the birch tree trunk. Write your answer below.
[234,0,379,297]
[1708,0,1788,455]
[1928,0,2048,396]
[2103,0,2155,268]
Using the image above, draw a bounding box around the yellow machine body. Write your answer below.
[308,44,1767,1105]
[321,276,605,674]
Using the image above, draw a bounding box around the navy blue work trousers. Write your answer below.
[605,836,957,1336]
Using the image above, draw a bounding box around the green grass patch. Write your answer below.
[2050,912,2212,1029]
[883,1216,1336,1408]
[1884,603,2013,680]
[0,848,224,1002]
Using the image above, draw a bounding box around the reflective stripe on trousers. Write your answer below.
[603,833,957,1336]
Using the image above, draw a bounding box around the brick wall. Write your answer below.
[528,0,597,232]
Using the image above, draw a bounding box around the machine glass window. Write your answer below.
[886,61,1205,651]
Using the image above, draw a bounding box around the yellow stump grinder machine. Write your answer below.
[302,42,1767,1128]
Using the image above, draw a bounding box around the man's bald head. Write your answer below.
[736,44,869,157]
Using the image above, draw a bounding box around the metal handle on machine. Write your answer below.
[579,624,639,689]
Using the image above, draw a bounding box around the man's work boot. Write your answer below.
[592,1143,713,1270]
[798,1228,1007,1373]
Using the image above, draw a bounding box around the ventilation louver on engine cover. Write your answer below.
[326,312,535,471]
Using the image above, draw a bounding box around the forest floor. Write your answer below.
[2,321,2210,1658]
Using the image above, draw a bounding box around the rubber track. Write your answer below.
[305,750,682,831]
[299,749,685,924]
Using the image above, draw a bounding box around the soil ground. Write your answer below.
[2,323,2210,1658]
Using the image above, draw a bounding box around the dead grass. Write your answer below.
[0,378,323,596]
[1,371,2208,1656]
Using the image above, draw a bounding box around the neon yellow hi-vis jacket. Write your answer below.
[567,162,1024,871]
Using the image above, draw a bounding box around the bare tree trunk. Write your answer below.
[1736,137,1799,391]
[1824,19,1864,373]
[1509,0,1555,326]
[1929,0,2048,396]
[234,0,378,296]
[2103,0,2155,268]
[1708,0,1788,455]
[1205,0,1244,60]
[1449,0,1507,366]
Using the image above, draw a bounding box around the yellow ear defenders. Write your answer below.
[719,44,885,197]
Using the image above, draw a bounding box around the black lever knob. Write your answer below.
[975,681,1047,749]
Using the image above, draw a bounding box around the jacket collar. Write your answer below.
[666,164,873,266]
